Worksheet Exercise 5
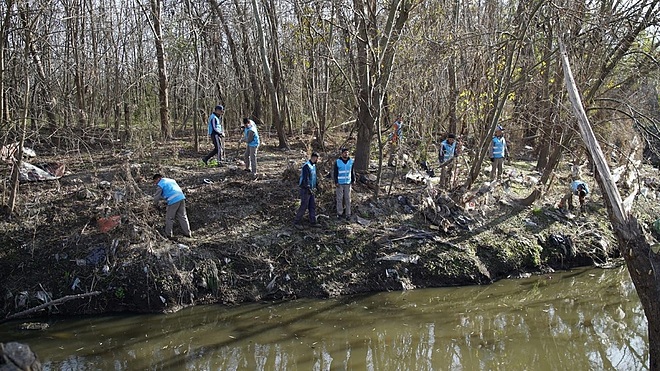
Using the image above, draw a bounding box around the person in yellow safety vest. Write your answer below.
[333,148,356,221]
[488,125,508,181]
[387,115,403,167]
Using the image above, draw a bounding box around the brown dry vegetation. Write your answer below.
[1,133,659,320]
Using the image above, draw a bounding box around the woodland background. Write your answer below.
[1,0,658,180]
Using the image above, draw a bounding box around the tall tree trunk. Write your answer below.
[233,0,262,119]
[559,38,660,369]
[0,0,13,126]
[352,0,410,174]
[148,0,171,140]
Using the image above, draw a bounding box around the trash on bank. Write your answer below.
[376,252,420,264]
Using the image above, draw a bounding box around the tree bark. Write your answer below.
[148,0,171,140]
[251,0,288,148]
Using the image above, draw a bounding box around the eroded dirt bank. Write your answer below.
[1,136,658,319]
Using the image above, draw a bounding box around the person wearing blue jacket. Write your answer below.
[240,118,260,176]
[294,153,320,229]
[333,148,355,220]
[152,174,191,239]
[202,105,225,166]
[438,133,458,187]
[560,179,590,211]
[488,126,508,181]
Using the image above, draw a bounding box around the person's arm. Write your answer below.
[246,130,255,144]
[333,161,339,184]
[438,143,445,163]
[152,186,162,206]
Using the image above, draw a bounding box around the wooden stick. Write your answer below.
[2,291,101,323]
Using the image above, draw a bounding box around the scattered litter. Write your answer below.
[524,219,538,228]
[203,179,213,184]
[376,253,420,264]
[98,215,121,233]
[18,162,66,182]
[19,322,49,331]
[277,231,292,238]
[71,277,81,291]
[356,216,371,226]
[385,268,399,278]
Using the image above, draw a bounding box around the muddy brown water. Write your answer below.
[0,266,647,370]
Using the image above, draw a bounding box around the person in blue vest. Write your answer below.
[240,118,260,176]
[152,174,191,239]
[333,147,355,220]
[294,152,320,229]
[438,133,458,187]
[202,105,225,166]
[560,179,590,211]
[488,125,508,181]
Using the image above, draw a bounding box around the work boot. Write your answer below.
[293,223,304,230]
[201,158,208,166]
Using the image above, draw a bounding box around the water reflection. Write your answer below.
[0,266,648,370]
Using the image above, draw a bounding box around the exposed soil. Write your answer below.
[2,133,659,319]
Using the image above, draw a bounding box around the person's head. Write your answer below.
[311,152,319,163]
[340,147,349,159]
[447,133,456,144]
[152,173,162,184]
[214,105,225,115]
[495,125,504,136]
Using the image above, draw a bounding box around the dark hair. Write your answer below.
[447,133,456,139]
[243,117,250,125]
[152,173,162,181]
[311,152,319,158]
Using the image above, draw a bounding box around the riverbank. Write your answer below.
[1,135,657,319]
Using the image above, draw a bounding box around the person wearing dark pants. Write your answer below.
[202,105,225,166]
[294,153,320,229]
[152,174,191,239]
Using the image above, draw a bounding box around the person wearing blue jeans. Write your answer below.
[294,153,320,229]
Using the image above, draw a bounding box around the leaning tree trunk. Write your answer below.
[559,38,660,370]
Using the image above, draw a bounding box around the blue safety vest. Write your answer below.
[157,178,185,205]
[299,161,317,189]
[207,113,223,135]
[336,158,353,185]
[440,140,456,162]
[244,125,260,147]
[492,136,506,159]
[571,180,589,195]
